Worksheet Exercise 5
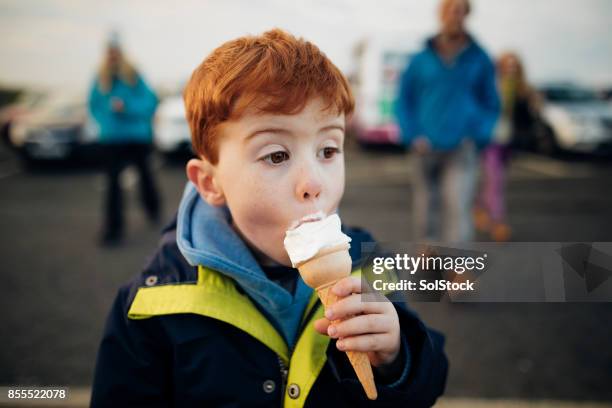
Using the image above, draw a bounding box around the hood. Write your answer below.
[425,33,482,58]
[176,182,314,347]
[176,182,375,347]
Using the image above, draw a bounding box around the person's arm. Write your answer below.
[90,284,172,408]
[472,55,501,147]
[121,76,159,120]
[88,79,108,125]
[325,302,447,407]
[395,60,422,147]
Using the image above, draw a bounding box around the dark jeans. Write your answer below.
[102,142,160,238]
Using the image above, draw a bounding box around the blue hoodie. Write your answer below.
[176,183,317,347]
[395,35,500,150]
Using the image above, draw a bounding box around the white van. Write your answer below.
[349,34,420,147]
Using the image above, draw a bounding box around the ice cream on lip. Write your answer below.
[283,212,352,267]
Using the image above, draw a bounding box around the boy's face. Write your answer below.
[187,98,346,266]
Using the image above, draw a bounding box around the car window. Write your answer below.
[542,87,598,102]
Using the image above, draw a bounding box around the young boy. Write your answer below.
[91,29,447,407]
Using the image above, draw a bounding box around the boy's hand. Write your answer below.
[313,276,401,369]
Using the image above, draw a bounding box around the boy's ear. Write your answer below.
[186,158,226,207]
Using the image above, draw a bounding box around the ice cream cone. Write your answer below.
[297,243,378,400]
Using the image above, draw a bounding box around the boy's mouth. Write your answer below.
[288,211,326,231]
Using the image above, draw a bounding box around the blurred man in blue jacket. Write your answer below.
[396,0,500,242]
[89,33,160,246]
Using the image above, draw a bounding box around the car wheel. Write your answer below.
[17,149,39,169]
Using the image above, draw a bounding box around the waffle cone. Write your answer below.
[297,244,378,400]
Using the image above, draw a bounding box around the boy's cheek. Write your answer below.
[224,161,346,262]
[232,204,296,264]
[239,201,292,236]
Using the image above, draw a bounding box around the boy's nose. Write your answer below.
[295,168,322,203]
[300,183,321,201]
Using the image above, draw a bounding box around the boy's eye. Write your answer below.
[263,151,290,165]
[319,146,341,159]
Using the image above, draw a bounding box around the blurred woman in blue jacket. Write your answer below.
[89,33,161,245]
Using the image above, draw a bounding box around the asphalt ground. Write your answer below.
[0,141,611,404]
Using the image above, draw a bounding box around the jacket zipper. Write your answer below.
[278,300,321,406]
[278,354,289,407]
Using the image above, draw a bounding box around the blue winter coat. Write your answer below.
[395,35,500,150]
[88,74,158,144]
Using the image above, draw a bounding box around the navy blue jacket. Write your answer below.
[91,220,448,407]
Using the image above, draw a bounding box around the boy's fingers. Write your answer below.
[332,276,366,297]
[313,318,330,335]
[336,333,387,353]
[325,293,387,320]
[327,314,391,339]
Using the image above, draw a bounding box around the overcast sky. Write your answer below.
[1,0,611,92]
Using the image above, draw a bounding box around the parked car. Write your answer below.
[537,83,612,155]
[154,92,193,160]
[9,93,99,163]
[0,91,46,147]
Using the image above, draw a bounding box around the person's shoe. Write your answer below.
[99,231,123,247]
[490,223,511,242]
[473,207,491,233]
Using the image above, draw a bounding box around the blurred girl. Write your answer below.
[474,52,540,241]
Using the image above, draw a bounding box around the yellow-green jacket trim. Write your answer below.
[128,265,351,407]
[128,266,293,362]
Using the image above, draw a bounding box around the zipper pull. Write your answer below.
[278,356,289,407]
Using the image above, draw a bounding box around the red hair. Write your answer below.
[184,28,354,164]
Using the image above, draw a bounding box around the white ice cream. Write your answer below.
[284,212,351,267]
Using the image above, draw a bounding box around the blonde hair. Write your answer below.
[97,49,138,94]
[497,52,533,98]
